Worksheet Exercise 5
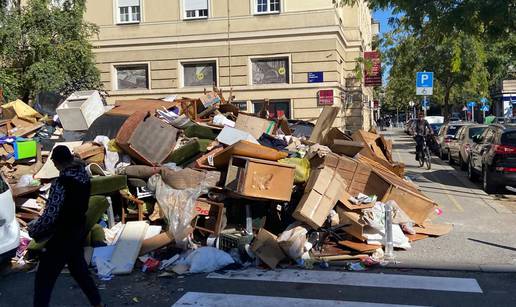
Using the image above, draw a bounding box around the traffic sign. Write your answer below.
[480,97,488,104]
[462,106,468,112]
[421,97,430,108]
[480,105,490,112]
[416,72,433,96]
[467,101,477,108]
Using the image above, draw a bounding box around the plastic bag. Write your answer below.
[277,223,310,260]
[147,174,209,248]
[186,247,234,273]
[278,158,310,183]
[16,174,39,188]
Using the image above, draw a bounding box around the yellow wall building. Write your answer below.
[84,0,379,131]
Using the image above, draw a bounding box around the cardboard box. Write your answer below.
[225,156,295,201]
[235,113,275,140]
[57,90,105,131]
[292,166,346,229]
[251,228,286,269]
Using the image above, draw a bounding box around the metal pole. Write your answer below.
[472,106,475,123]
[384,201,394,261]
[423,96,427,117]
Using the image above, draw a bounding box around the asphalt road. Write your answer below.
[2,264,516,306]
[383,128,516,270]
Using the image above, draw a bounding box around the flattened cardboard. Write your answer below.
[337,240,380,253]
[338,190,375,210]
[139,232,174,256]
[414,223,453,236]
[292,167,345,229]
[251,229,286,269]
[406,233,430,242]
[309,106,340,143]
[235,113,275,140]
[216,126,259,146]
[35,141,83,179]
[335,205,367,241]
[330,140,365,157]
[382,186,437,226]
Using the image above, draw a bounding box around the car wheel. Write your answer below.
[459,154,467,171]
[468,160,479,181]
[482,166,496,194]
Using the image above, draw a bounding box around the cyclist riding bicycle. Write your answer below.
[414,111,433,161]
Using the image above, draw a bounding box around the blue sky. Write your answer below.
[373,8,398,84]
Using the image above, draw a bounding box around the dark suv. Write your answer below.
[468,124,516,193]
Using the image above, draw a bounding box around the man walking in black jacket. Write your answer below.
[29,146,103,307]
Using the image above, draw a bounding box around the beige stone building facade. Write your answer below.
[84,0,379,131]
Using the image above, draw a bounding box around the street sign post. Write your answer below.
[421,97,430,116]
[467,101,476,122]
[416,72,434,96]
[480,97,489,120]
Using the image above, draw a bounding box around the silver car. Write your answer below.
[448,124,488,170]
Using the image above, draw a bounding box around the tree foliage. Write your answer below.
[339,0,514,39]
[0,0,101,102]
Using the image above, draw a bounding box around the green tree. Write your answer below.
[0,0,101,102]
[339,0,514,39]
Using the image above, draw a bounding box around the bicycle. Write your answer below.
[418,136,432,170]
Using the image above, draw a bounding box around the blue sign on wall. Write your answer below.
[308,72,324,83]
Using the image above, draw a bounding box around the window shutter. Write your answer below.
[118,0,140,7]
[184,0,208,11]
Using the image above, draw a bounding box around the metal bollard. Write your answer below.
[384,201,394,261]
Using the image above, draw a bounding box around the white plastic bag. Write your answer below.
[148,173,213,249]
[277,223,310,260]
[186,247,234,273]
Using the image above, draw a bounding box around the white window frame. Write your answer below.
[178,59,219,88]
[248,54,291,86]
[182,0,210,20]
[111,62,151,91]
[115,0,142,25]
[252,0,281,15]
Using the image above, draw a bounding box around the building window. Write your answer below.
[233,101,248,112]
[182,61,217,87]
[251,57,289,85]
[118,0,141,24]
[253,100,291,119]
[183,0,209,19]
[255,0,280,14]
[115,64,149,90]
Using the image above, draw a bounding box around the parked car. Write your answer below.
[436,122,471,159]
[448,124,487,170]
[468,123,516,193]
[0,174,20,263]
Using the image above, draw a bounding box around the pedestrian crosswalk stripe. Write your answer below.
[207,269,483,293]
[172,292,429,307]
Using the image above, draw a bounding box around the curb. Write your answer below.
[383,262,516,273]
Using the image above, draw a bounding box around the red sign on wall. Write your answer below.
[318,90,334,106]
[364,51,382,87]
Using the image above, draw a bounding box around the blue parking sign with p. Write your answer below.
[416,72,433,88]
